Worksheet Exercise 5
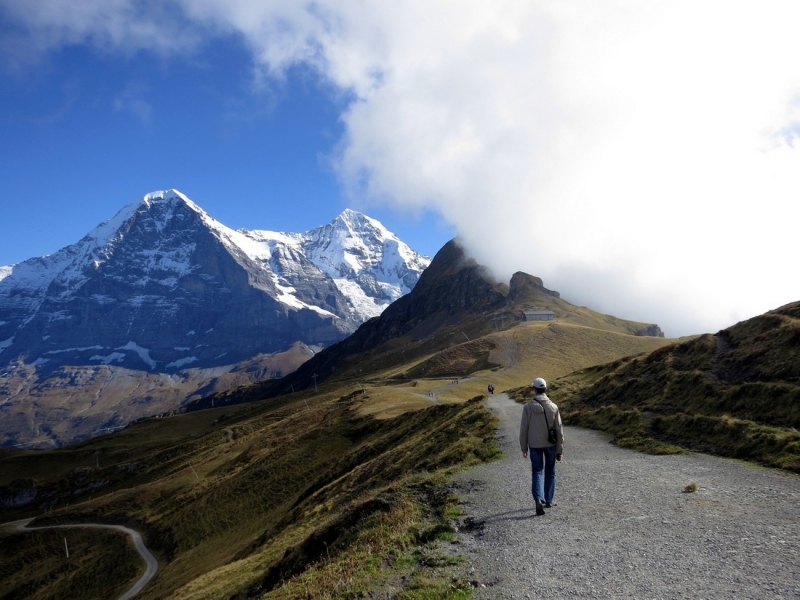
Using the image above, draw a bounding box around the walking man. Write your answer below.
[520,377,563,515]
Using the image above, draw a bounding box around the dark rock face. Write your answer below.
[508,271,561,301]
[341,239,508,351]
[635,324,664,338]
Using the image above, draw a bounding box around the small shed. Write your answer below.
[522,310,555,322]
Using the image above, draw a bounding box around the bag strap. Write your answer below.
[536,399,551,429]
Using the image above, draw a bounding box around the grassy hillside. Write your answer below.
[0,256,679,598]
[1,388,498,599]
[552,302,800,472]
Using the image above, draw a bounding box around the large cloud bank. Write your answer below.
[3,1,800,336]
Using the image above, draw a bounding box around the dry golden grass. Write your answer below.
[345,320,672,416]
[354,387,434,419]
[306,319,670,433]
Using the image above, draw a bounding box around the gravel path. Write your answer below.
[451,394,800,599]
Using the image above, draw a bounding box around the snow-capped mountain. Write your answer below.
[0,190,430,373]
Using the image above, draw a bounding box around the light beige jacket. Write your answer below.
[519,392,564,454]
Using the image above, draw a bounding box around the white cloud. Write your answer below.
[4,0,800,336]
[0,0,199,60]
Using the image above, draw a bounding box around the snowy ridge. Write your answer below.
[242,208,430,321]
[0,189,430,371]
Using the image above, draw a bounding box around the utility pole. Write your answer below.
[64,537,69,559]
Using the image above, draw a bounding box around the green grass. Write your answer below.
[555,303,800,472]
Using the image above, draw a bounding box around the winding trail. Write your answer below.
[9,518,158,600]
[452,393,800,599]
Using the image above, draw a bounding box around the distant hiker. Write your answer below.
[519,377,563,515]
[488,384,494,395]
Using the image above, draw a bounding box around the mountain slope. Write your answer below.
[194,238,666,408]
[557,301,800,471]
[0,190,429,372]
[0,190,429,447]
[0,236,677,599]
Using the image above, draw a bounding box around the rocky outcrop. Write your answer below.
[634,325,664,338]
[507,271,561,302]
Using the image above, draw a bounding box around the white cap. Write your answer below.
[531,377,547,390]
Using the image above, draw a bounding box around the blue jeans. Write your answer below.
[529,446,557,505]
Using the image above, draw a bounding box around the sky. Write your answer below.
[1,1,799,338]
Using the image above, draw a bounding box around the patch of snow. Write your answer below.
[205,327,213,333]
[242,228,304,249]
[378,281,405,303]
[272,279,336,318]
[0,337,14,353]
[127,295,170,307]
[89,352,126,365]
[0,266,11,283]
[116,341,157,370]
[272,281,305,310]
[166,356,198,369]
[42,335,50,340]
[174,346,190,351]
[333,278,386,320]
[45,345,104,355]
[0,320,7,326]
[46,311,73,322]
[187,330,196,336]
[31,357,50,366]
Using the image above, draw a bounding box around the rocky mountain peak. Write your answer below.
[0,190,433,446]
[0,191,429,374]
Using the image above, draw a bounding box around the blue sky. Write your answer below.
[2,2,800,337]
[0,33,452,266]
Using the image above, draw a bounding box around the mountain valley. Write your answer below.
[0,236,680,599]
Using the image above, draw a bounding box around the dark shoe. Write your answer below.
[535,498,546,516]
[545,502,557,508]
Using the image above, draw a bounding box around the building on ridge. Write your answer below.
[522,310,555,322]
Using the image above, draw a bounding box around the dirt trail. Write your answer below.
[452,394,800,599]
